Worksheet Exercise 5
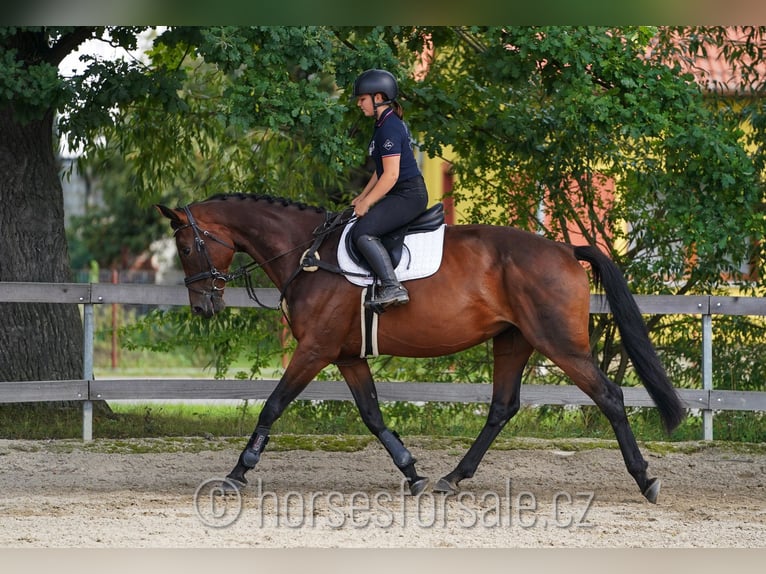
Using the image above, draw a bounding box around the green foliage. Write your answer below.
[5,26,764,275]
[0,27,75,119]
[66,155,172,269]
[62,26,395,208]
[317,344,495,385]
[401,26,766,389]
[105,26,766,392]
[711,316,766,392]
[3,398,764,443]
[645,310,766,394]
[405,27,763,291]
[120,304,286,380]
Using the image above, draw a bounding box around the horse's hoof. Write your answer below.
[433,477,459,494]
[409,477,430,496]
[642,477,661,504]
[221,477,246,494]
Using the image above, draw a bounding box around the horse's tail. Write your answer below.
[573,245,685,433]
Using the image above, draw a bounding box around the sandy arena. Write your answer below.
[0,437,764,548]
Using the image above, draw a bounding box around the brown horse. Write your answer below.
[156,193,684,503]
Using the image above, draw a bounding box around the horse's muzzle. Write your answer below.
[190,291,226,318]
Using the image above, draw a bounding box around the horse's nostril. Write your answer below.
[192,306,204,316]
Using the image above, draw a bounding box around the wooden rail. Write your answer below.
[1,282,765,441]
[4,378,764,411]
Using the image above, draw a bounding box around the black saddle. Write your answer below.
[345,202,445,269]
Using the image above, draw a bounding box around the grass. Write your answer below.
[1,399,764,450]
[3,433,765,459]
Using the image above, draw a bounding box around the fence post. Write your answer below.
[701,311,713,441]
[82,298,94,442]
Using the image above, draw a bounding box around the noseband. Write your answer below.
[177,206,237,295]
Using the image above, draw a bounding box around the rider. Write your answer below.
[350,68,429,309]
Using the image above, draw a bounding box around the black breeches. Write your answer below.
[351,176,428,245]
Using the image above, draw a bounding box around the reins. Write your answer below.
[177,204,362,312]
[295,207,372,279]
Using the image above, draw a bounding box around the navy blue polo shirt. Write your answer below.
[368,108,421,182]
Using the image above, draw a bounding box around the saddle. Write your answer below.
[344,203,445,269]
[299,202,446,290]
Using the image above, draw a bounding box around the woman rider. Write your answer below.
[350,69,429,309]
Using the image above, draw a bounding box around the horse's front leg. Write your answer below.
[337,358,429,495]
[226,346,328,488]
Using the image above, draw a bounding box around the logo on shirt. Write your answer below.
[383,139,394,151]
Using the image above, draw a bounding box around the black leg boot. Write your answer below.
[356,235,410,309]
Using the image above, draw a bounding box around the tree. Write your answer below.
[405,27,762,286]
[0,27,93,382]
[0,26,392,384]
[401,27,765,388]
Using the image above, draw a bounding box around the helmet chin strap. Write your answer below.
[372,95,393,119]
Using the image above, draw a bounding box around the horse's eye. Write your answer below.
[181,246,192,257]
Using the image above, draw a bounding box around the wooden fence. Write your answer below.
[1,282,765,442]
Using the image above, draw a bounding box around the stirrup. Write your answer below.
[366,284,409,309]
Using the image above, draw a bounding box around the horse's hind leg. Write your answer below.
[435,328,533,493]
[337,358,429,495]
[550,353,659,503]
[592,368,660,502]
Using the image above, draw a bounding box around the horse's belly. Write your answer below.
[375,315,507,358]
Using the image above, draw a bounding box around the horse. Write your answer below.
[156,193,685,503]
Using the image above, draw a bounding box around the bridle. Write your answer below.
[176,206,239,295]
[176,206,279,310]
[175,204,359,312]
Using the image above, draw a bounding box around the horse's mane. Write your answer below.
[203,193,327,214]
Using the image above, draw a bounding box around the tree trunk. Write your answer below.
[0,106,84,382]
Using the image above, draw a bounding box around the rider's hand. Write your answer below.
[354,200,370,217]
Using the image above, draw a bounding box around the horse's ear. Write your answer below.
[155,204,185,229]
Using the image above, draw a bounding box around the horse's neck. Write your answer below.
[231,203,320,289]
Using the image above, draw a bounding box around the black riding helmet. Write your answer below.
[352,69,399,102]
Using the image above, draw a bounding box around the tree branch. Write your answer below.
[47,27,102,66]
[450,27,487,54]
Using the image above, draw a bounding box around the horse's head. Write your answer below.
[156,204,237,318]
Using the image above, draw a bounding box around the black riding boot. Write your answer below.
[356,235,409,309]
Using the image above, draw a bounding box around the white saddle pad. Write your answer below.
[338,222,446,287]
